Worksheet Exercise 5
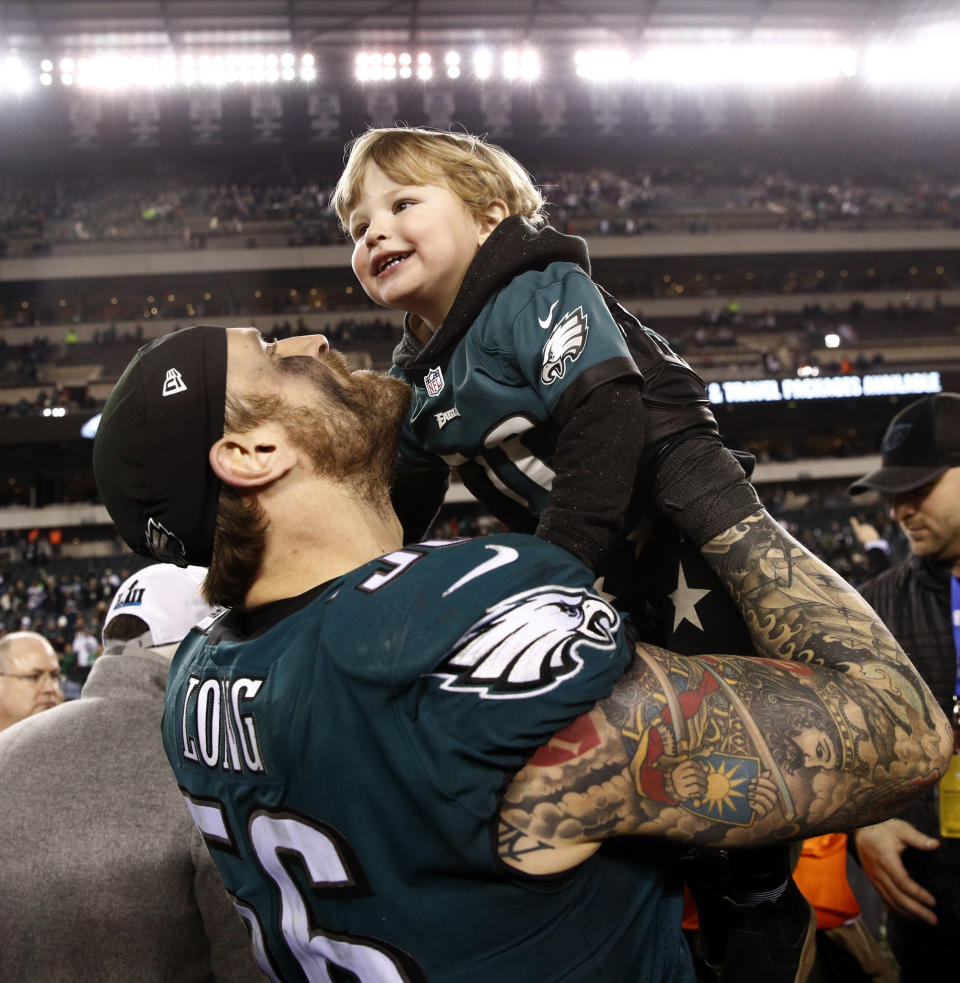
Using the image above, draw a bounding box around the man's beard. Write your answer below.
[278,355,412,511]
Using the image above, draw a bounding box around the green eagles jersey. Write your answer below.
[161,534,692,982]
[393,262,641,527]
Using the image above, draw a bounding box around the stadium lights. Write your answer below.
[503,49,540,82]
[417,52,432,81]
[4,28,959,94]
[355,47,538,82]
[575,43,857,86]
[574,49,632,82]
[473,48,493,80]
[862,30,960,87]
[356,50,434,82]
[39,51,319,89]
[0,54,33,94]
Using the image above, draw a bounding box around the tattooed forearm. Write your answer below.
[499,510,952,871]
[702,511,905,674]
[701,509,954,770]
[500,639,946,870]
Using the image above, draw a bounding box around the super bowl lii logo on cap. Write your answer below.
[114,579,145,609]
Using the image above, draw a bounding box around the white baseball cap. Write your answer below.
[102,564,214,647]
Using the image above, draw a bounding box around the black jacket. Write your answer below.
[859,553,956,837]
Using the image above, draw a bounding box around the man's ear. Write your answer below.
[209,426,297,489]
[477,198,509,245]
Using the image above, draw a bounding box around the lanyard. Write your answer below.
[944,577,960,839]
[952,577,960,731]
[953,576,960,701]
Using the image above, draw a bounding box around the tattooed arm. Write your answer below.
[498,510,953,875]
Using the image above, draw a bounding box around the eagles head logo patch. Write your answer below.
[430,586,620,699]
[144,517,187,566]
[541,307,589,385]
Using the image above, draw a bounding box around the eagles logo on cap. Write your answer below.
[880,422,912,455]
[145,518,187,565]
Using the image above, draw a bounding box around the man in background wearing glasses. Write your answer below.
[0,631,62,733]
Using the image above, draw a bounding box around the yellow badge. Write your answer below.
[939,752,960,838]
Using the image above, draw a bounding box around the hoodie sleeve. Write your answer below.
[535,381,646,571]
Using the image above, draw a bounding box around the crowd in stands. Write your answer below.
[5,261,952,332]
[541,160,960,236]
[0,334,81,418]
[760,482,903,582]
[0,388,74,419]
[0,176,341,255]
[1,158,958,257]
[0,552,151,696]
[0,314,404,396]
[648,295,957,376]
[0,336,56,387]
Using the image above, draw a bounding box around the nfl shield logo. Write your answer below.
[425,366,444,397]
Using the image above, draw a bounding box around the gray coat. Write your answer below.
[0,646,266,983]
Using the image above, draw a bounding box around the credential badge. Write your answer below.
[424,366,444,398]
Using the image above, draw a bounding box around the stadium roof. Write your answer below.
[3,1,959,51]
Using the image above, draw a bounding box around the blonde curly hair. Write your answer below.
[331,126,546,234]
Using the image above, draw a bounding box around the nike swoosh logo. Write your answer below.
[538,300,560,330]
[443,544,520,596]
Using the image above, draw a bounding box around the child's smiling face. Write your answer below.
[348,162,504,337]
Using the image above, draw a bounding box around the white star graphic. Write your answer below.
[668,561,711,632]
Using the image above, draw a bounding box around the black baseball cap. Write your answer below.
[849,392,960,495]
[93,324,228,566]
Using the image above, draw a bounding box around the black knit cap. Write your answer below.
[93,324,228,567]
[849,392,960,495]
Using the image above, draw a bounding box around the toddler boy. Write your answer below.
[332,127,812,982]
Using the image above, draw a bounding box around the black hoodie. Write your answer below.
[390,217,647,570]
